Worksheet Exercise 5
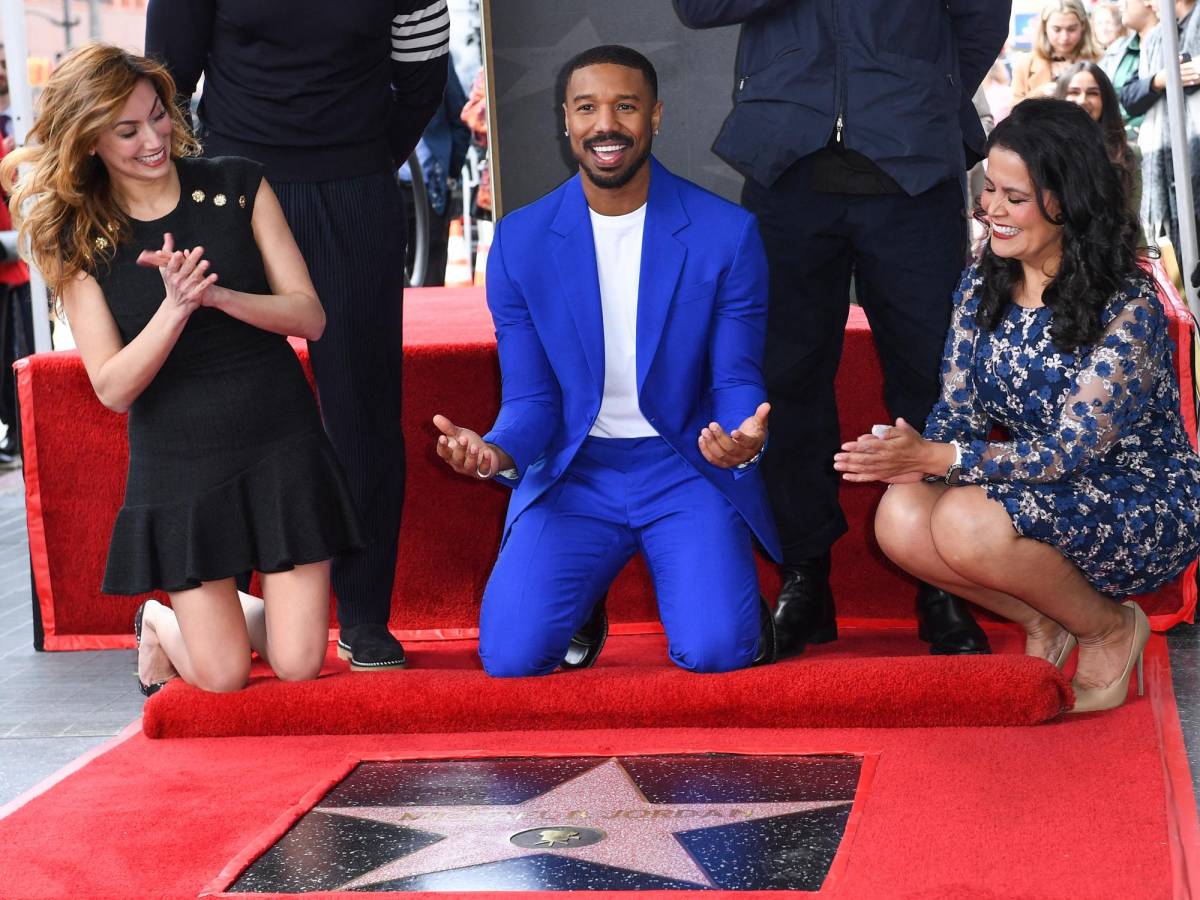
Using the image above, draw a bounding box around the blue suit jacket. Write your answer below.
[482,157,782,561]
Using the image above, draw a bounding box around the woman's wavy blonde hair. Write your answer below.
[1035,0,1103,64]
[0,43,198,300]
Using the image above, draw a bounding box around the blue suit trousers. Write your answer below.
[479,437,762,677]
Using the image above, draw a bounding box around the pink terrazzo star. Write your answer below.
[324,757,850,889]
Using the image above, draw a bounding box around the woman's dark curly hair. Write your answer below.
[976,98,1148,352]
[1053,61,1137,202]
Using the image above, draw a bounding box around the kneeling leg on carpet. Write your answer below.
[640,481,762,673]
[478,440,766,677]
[478,489,635,678]
[138,561,331,692]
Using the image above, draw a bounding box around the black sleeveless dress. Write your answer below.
[95,156,364,594]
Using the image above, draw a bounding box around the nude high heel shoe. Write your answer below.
[1049,633,1077,670]
[1068,601,1150,714]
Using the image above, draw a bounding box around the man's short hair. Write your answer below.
[559,45,658,103]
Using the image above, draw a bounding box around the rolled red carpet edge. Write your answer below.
[142,651,1073,738]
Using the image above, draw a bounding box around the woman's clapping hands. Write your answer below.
[137,232,220,314]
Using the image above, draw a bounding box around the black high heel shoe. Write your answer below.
[133,601,170,697]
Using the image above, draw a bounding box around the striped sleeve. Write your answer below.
[392,0,450,63]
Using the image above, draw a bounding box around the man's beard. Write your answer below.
[577,140,652,190]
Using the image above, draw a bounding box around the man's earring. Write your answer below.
[563,130,568,137]
[654,129,659,135]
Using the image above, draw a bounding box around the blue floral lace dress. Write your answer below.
[923,266,1200,597]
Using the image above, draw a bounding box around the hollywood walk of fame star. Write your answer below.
[322,758,851,889]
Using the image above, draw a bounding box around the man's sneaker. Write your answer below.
[337,624,407,671]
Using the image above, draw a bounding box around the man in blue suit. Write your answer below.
[433,45,781,677]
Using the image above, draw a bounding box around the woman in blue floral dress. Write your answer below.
[834,99,1200,714]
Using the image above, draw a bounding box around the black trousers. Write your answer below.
[274,172,408,628]
[0,282,33,441]
[742,157,966,565]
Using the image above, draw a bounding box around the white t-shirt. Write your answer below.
[587,203,658,439]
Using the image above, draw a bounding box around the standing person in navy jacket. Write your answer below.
[673,0,1010,657]
[146,0,448,672]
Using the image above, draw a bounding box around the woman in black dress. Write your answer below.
[2,45,364,693]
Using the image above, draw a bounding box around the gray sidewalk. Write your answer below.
[0,461,1196,810]
[0,467,143,804]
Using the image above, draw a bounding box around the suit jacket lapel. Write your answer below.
[551,177,604,393]
[636,158,689,391]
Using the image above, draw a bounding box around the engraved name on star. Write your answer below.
[323,758,850,889]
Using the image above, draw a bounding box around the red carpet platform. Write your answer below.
[5,274,1198,898]
[0,637,1195,898]
[19,267,1199,651]
[141,630,1072,738]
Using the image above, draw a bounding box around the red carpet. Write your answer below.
[141,629,1071,737]
[20,275,1199,650]
[0,638,1195,899]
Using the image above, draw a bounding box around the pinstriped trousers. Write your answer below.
[273,171,407,629]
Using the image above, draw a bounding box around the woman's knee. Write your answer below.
[874,484,934,564]
[271,646,325,682]
[190,654,251,693]
[929,488,1014,575]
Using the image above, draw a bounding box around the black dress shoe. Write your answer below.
[562,596,608,670]
[773,554,838,658]
[753,594,777,666]
[337,624,407,671]
[916,583,991,655]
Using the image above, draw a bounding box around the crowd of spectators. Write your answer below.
[981,0,1200,275]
